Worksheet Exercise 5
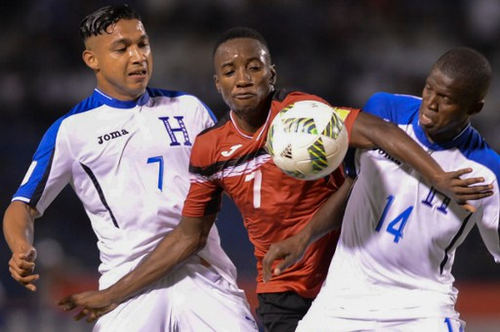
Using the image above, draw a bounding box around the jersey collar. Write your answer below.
[412,114,472,151]
[93,88,151,109]
[230,108,272,141]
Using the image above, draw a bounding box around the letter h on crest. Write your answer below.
[159,116,192,146]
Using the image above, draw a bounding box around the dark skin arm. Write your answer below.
[58,214,216,322]
[262,111,493,281]
[350,112,492,204]
[263,177,354,281]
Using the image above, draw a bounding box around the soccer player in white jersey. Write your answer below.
[263,47,499,331]
[3,5,257,331]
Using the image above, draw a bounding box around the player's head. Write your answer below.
[419,47,492,143]
[213,27,276,122]
[80,4,152,101]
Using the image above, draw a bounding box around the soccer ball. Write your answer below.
[265,100,349,180]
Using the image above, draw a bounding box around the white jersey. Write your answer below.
[13,88,238,288]
[314,92,500,320]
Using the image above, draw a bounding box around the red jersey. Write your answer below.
[183,90,360,298]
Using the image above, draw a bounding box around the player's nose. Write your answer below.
[235,68,252,87]
[129,45,147,63]
[426,92,439,111]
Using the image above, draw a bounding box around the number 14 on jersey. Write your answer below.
[375,188,451,243]
[375,195,413,243]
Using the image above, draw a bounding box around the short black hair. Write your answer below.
[80,4,141,42]
[432,47,492,100]
[213,26,271,59]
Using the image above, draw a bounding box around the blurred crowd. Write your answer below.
[0,0,499,331]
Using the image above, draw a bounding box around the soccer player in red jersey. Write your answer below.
[60,27,491,331]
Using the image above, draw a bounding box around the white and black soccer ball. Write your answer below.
[266,100,349,180]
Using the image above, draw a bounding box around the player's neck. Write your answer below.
[425,121,470,144]
[231,111,264,134]
[232,105,270,134]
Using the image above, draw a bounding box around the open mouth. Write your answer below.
[420,112,434,126]
[128,69,147,77]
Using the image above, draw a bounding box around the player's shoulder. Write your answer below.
[147,87,217,123]
[46,93,103,134]
[272,88,329,106]
[195,111,232,141]
[189,113,234,168]
[365,92,421,110]
[460,127,500,180]
[147,87,213,110]
[147,87,198,102]
[272,88,359,124]
[363,91,421,124]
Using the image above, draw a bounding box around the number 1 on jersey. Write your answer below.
[245,170,262,208]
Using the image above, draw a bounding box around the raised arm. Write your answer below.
[58,214,216,321]
[3,201,39,291]
[350,112,493,204]
[263,177,354,282]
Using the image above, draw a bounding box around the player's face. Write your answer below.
[419,68,481,143]
[83,19,152,101]
[214,38,276,121]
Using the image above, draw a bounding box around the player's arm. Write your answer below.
[3,201,40,291]
[350,111,493,205]
[263,177,354,282]
[58,214,216,321]
[475,178,500,263]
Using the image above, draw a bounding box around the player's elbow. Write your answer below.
[192,231,208,253]
[177,215,214,255]
[181,227,209,255]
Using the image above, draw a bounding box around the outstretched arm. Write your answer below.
[263,177,354,282]
[58,214,216,322]
[3,201,39,291]
[350,112,493,205]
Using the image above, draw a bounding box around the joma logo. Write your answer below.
[97,129,129,144]
[377,148,402,165]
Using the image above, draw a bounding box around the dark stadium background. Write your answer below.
[0,1,498,331]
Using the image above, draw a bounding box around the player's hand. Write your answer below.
[262,233,308,282]
[8,247,39,292]
[433,168,493,209]
[58,290,118,323]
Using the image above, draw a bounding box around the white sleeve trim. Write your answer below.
[11,196,31,203]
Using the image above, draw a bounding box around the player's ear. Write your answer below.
[468,100,484,116]
[82,49,99,72]
[214,74,222,94]
[269,64,277,88]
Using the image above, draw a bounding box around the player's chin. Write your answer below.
[233,106,257,118]
[232,98,261,113]
[128,74,149,86]
[126,84,148,98]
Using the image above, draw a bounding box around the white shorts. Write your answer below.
[93,257,258,332]
[297,310,465,332]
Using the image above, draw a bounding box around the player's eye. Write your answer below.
[113,46,127,53]
[248,64,261,71]
[442,96,454,104]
